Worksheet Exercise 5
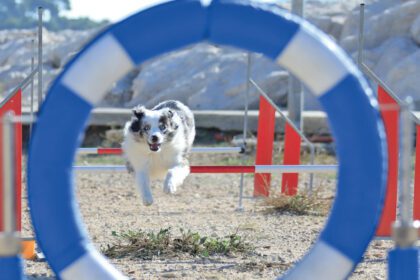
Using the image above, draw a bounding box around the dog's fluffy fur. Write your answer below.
[122,100,195,205]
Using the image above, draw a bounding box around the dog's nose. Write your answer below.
[151,135,159,143]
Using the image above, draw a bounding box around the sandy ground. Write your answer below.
[20,151,393,280]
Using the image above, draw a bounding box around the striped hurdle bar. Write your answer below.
[77,146,244,155]
[73,164,338,174]
[26,1,386,280]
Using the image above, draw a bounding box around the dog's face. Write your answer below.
[129,106,179,152]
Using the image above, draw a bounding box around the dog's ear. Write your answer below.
[162,109,178,130]
[132,106,146,119]
[130,119,141,132]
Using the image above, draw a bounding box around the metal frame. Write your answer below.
[357,6,420,274]
[250,79,316,190]
[4,6,43,110]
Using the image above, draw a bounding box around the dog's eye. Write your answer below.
[159,124,166,131]
[143,125,151,131]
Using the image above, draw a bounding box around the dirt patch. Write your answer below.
[21,152,392,279]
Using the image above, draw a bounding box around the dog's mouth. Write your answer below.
[148,142,161,152]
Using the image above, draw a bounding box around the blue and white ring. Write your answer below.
[27,1,387,279]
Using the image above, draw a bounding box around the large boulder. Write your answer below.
[372,36,418,80]
[386,50,420,105]
[341,0,420,52]
[411,14,420,45]
[129,44,289,110]
[0,28,92,105]
[1,1,419,112]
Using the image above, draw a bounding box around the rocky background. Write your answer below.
[1,0,419,110]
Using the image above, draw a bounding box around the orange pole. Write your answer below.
[376,85,399,237]
[253,95,276,196]
[281,122,301,195]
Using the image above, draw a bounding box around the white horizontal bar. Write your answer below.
[74,165,126,172]
[77,147,242,155]
[190,147,243,154]
[78,148,99,154]
[255,165,337,173]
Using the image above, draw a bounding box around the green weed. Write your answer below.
[102,227,253,260]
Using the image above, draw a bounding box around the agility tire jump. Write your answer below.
[26,1,387,279]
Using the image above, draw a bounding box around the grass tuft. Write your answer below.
[263,190,332,216]
[102,227,253,260]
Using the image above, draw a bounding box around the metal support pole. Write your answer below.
[0,112,20,256]
[399,99,414,224]
[287,0,304,130]
[37,7,43,111]
[30,39,35,135]
[237,52,251,211]
[392,98,419,248]
[308,144,315,193]
[357,3,365,67]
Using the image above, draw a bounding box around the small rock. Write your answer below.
[161,272,176,278]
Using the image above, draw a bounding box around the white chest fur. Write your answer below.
[122,129,185,180]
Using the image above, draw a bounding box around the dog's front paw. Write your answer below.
[143,197,154,206]
[142,192,154,206]
[163,177,177,194]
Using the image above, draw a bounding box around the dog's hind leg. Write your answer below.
[135,171,154,206]
[164,164,190,194]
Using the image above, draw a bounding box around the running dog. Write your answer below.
[122,100,195,206]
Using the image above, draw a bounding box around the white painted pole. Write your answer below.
[37,7,43,110]
[357,3,365,67]
[237,52,252,211]
[288,0,304,130]
[0,112,20,256]
[30,39,35,134]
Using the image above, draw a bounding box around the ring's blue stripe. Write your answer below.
[319,74,387,264]
[208,0,300,59]
[388,248,420,280]
[111,0,207,65]
[28,83,93,274]
[0,256,24,280]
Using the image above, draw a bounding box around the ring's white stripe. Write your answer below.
[60,249,127,280]
[276,24,350,96]
[281,241,353,280]
[62,34,134,105]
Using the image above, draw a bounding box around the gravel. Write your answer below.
[21,153,392,279]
